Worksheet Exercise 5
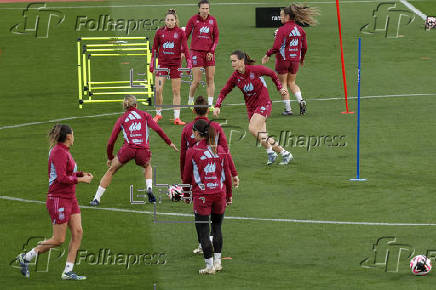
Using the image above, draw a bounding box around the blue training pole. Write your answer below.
[350,38,366,181]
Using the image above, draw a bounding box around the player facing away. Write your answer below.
[180,96,239,254]
[214,50,293,165]
[185,0,219,108]
[183,119,234,274]
[262,3,319,115]
[150,9,192,125]
[16,124,93,280]
[90,95,178,206]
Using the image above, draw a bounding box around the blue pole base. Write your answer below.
[349,178,367,181]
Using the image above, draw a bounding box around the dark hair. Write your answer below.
[193,119,217,154]
[48,124,72,147]
[231,50,256,65]
[282,4,319,26]
[166,8,179,27]
[198,0,209,8]
[193,96,208,116]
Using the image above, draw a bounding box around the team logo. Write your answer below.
[162,41,175,49]
[209,20,213,25]
[199,26,210,34]
[174,32,178,39]
[204,162,216,174]
[289,27,301,37]
[243,83,254,93]
[249,73,255,80]
[289,39,299,47]
[58,208,65,221]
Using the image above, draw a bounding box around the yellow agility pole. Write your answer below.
[87,55,92,96]
[79,98,152,106]
[85,48,148,52]
[80,37,147,41]
[89,81,146,84]
[89,54,148,56]
[82,53,87,95]
[85,43,149,47]
[77,41,83,109]
[91,92,153,95]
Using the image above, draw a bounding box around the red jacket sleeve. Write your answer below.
[223,153,233,198]
[300,30,307,63]
[185,16,194,40]
[216,125,237,176]
[210,20,219,53]
[180,127,188,180]
[181,30,191,67]
[107,117,122,160]
[146,113,172,145]
[216,74,237,108]
[52,150,78,185]
[150,30,160,71]
[266,26,284,57]
[182,148,194,186]
[255,65,282,91]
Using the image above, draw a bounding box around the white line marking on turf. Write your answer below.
[1,195,436,227]
[1,92,435,131]
[400,0,427,20]
[0,1,426,10]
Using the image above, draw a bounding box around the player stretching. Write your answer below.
[185,0,219,108]
[183,119,234,274]
[90,95,178,206]
[262,3,319,115]
[214,50,293,165]
[16,124,93,280]
[150,9,192,125]
[180,95,239,254]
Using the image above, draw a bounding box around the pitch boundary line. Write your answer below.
[400,0,427,20]
[1,195,436,227]
[1,93,435,131]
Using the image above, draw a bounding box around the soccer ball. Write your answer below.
[410,255,432,276]
[168,185,183,202]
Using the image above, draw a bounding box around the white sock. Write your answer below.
[266,147,274,154]
[280,150,289,156]
[24,248,37,261]
[64,262,74,273]
[214,253,221,264]
[188,96,194,104]
[146,179,152,190]
[205,257,213,269]
[208,97,213,106]
[209,235,213,242]
[295,91,303,103]
[156,109,162,116]
[94,186,106,202]
[174,109,180,119]
[283,100,291,111]
[198,243,202,249]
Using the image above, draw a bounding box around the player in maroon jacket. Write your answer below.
[90,95,178,206]
[262,4,319,115]
[150,9,192,125]
[180,96,239,255]
[185,0,219,108]
[183,118,234,274]
[214,50,293,165]
[17,124,93,280]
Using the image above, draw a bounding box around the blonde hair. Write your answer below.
[283,3,320,27]
[166,9,179,27]
[123,95,137,110]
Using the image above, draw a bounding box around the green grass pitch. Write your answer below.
[0,0,435,289]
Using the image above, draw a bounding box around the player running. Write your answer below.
[16,124,93,280]
[90,95,178,206]
[214,50,293,165]
[262,3,319,115]
[183,118,234,274]
[185,0,219,108]
[180,95,239,254]
[150,9,192,125]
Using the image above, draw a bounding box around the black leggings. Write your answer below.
[195,213,224,259]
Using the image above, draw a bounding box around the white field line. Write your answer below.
[1,195,436,227]
[400,0,427,20]
[0,1,422,10]
[0,92,435,131]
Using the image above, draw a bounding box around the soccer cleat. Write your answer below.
[279,151,294,165]
[147,188,156,203]
[193,246,203,254]
[282,109,293,116]
[174,118,186,125]
[17,253,30,278]
[61,271,87,280]
[89,199,99,206]
[153,115,162,123]
[266,152,278,165]
[188,99,194,106]
[299,100,307,115]
[199,266,216,275]
[213,261,223,272]
[209,105,215,112]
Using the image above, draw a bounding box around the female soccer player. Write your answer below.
[183,119,234,274]
[90,95,178,206]
[214,50,293,165]
[150,9,192,125]
[185,0,219,108]
[262,3,319,115]
[17,124,93,280]
[180,95,239,254]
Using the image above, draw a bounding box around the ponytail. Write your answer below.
[231,50,256,65]
[48,124,72,148]
[193,119,218,154]
[283,3,319,27]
